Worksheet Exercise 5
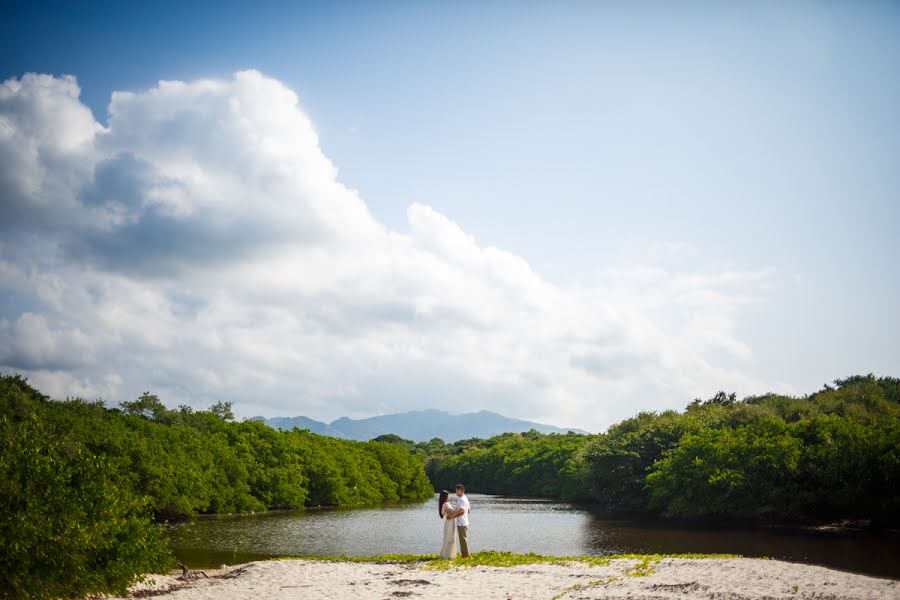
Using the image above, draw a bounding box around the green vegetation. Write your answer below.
[0,409,172,599]
[2,372,897,597]
[421,550,736,571]
[0,374,433,599]
[377,431,593,500]
[281,550,738,569]
[279,553,440,563]
[412,375,900,527]
[551,577,621,600]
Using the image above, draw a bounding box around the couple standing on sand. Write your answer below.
[438,484,470,559]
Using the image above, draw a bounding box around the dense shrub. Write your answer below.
[420,375,900,527]
[645,419,804,519]
[0,374,434,598]
[427,431,591,500]
[0,381,172,599]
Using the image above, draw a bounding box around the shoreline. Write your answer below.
[116,554,900,599]
[166,496,900,537]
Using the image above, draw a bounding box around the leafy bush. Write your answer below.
[645,419,803,519]
[424,374,900,526]
[0,373,436,598]
[0,391,173,598]
[428,431,591,500]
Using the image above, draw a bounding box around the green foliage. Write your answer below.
[281,550,738,569]
[422,550,738,570]
[646,419,804,519]
[282,553,440,563]
[581,409,723,511]
[791,415,900,522]
[0,374,435,598]
[427,430,591,500]
[0,377,173,599]
[422,374,900,527]
[613,375,899,524]
[1,376,433,519]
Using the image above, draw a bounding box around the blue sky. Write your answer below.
[1,1,898,429]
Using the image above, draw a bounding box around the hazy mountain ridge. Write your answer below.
[263,415,348,438]
[257,409,588,442]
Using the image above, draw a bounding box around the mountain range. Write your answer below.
[254,409,589,442]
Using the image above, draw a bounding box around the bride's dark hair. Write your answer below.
[438,490,449,518]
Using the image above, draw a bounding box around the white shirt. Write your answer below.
[455,495,470,526]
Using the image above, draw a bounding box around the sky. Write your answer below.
[1,1,898,431]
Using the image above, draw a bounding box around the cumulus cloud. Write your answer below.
[0,312,94,371]
[0,70,790,431]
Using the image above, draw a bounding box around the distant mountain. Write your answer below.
[257,415,347,438]
[260,409,588,442]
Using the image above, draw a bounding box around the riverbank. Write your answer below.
[115,554,898,599]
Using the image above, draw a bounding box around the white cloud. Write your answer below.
[0,312,94,370]
[0,71,792,431]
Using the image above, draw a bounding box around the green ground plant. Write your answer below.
[281,550,739,570]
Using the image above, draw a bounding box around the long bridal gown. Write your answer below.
[440,501,458,559]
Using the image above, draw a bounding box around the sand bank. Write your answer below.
[117,557,898,599]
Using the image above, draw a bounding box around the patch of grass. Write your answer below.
[424,551,586,570]
[427,551,739,570]
[625,557,657,577]
[277,553,440,564]
[608,553,741,561]
[276,550,740,570]
[551,576,621,600]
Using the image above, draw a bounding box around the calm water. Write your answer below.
[170,494,899,578]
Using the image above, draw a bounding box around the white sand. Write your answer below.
[118,558,899,599]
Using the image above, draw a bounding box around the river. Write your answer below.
[169,494,899,578]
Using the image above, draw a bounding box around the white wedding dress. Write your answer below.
[440,501,458,559]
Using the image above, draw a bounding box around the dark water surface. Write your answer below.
[169,494,899,578]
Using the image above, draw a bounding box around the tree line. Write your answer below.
[3,372,897,599]
[0,374,433,599]
[420,375,899,527]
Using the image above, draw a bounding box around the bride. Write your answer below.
[439,490,462,559]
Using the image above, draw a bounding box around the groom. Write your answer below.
[454,483,470,558]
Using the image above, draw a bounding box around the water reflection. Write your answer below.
[169,494,899,578]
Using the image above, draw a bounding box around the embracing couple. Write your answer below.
[438,484,470,559]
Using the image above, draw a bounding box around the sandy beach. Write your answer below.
[117,557,899,599]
